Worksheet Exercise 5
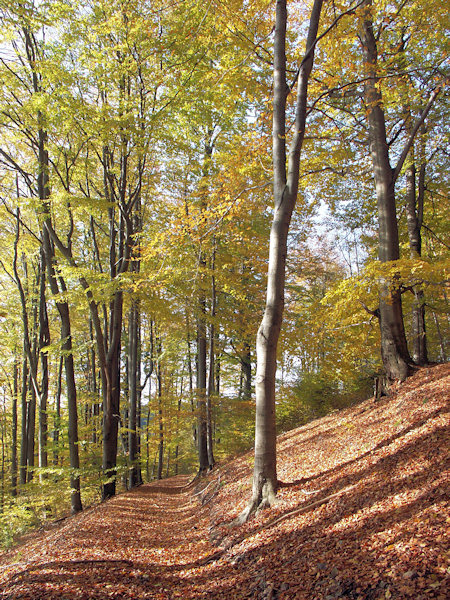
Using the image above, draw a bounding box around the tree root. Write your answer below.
[206,483,357,563]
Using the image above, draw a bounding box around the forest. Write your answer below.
[0,0,448,545]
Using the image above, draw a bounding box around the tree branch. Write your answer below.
[392,87,441,184]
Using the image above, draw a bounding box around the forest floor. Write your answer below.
[0,363,448,600]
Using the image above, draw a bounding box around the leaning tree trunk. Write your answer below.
[239,0,323,522]
[360,0,411,382]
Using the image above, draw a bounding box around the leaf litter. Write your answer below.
[0,363,448,599]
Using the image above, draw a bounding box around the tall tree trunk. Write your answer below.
[360,0,411,381]
[41,224,83,512]
[240,0,323,522]
[60,300,83,513]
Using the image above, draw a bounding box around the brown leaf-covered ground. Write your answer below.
[1,363,449,599]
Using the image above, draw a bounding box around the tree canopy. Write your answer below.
[0,0,447,534]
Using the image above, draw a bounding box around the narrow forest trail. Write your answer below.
[0,363,449,600]
[0,475,221,599]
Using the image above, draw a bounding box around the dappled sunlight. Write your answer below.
[0,364,448,599]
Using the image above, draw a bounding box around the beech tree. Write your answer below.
[359,0,441,382]
[239,0,324,520]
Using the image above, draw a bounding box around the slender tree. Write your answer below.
[240,0,324,520]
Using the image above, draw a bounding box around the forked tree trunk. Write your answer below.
[360,0,411,382]
[239,0,323,522]
[359,0,440,380]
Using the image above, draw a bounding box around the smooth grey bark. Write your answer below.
[360,1,411,381]
[240,0,323,521]
[359,1,440,380]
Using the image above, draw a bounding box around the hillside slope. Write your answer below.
[0,363,448,599]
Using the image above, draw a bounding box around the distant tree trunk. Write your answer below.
[128,296,142,488]
[156,335,164,481]
[206,250,217,470]
[405,154,428,365]
[197,300,209,473]
[38,250,49,478]
[26,376,36,483]
[240,0,323,522]
[11,359,18,496]
[240,343,252,402]
[14,216,34,487]
[360,0,412,381]
[53,357,63,465]
[128,199,142,488]
[432,311,447,362]
[185,311,196,443]
[0,397,4,509]
[19,354,28,486]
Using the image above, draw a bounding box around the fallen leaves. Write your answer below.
[0,363,448,599]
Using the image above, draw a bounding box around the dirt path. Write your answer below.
[0,476,219,600]
[1,364,448,600]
